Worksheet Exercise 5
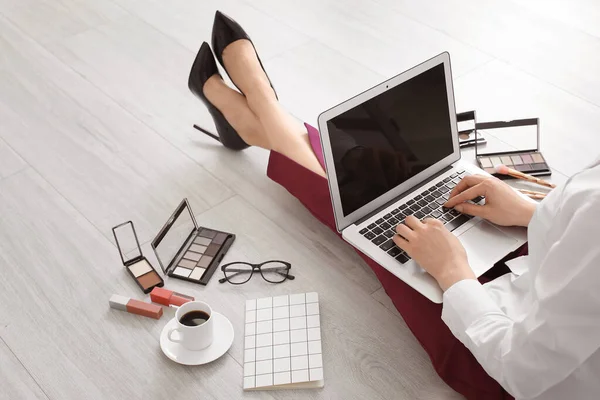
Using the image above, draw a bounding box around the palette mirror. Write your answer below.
[457,110,486,148]
[475,118,551,177]
[112,221,164,294]
[151,199,235,286]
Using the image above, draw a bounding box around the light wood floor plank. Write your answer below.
[0,138,27,180]
[247,0,491,80]
[111,0,310,59]
[0,16,232,244]
[1,0,126,44]
[375,0,600,108]
[0,338,49,400]
[511,0,600,39]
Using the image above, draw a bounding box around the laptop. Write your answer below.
[317,52,527,303]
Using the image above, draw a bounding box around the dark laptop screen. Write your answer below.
[326,63,454,217]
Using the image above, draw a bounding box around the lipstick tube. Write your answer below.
[109,294,163,319]
[150,287,194,307]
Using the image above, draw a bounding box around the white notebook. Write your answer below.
[243,292,324,390]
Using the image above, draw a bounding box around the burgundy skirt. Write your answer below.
[267,142,518,399]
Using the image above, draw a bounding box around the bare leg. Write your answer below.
[202,75,267,147]
[220,40,325,177]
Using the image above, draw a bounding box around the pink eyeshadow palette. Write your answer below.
[475,118,551,177]
[151,199,235,286]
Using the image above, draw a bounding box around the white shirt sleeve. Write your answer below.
[442,200,600,399]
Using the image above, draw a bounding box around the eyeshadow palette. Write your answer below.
[478,151,549,176]
[151,199,235,285]
[475,118,551,177]
[112,221,164,294]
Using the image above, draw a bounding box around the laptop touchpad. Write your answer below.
[460,221,518,276]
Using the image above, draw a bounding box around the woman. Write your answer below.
[191,12,600,399]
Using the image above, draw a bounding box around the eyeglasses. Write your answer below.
[219,260,295,285]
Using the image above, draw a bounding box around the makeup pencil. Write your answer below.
[494,164,556,189]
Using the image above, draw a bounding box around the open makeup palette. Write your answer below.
[151,199,235,285]
[475,118,551,177]
[457,110,486,148]
[112,221,164,294]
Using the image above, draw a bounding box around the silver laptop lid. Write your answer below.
[317,52,460,232]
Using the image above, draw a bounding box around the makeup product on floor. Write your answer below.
[112,221,164,294]
[457,110,486,148]
[150,287,194,307]
[475,118,552,177]
[494,164,556,189]
[109,294,163,319]
[151,198,235,286]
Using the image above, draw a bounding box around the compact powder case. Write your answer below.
[475,118,551,177]
[457,110,486,148]
[151,198,235,286]
[112,221,164,294]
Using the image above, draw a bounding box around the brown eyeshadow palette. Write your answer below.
[112,221,165,294]
[151,199,235,286]
[475,118,551,177]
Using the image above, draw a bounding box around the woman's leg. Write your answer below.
[219,39,325,177]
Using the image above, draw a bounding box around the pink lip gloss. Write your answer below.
[150,287,194,307]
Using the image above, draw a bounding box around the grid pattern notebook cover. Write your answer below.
[243,292,324,390]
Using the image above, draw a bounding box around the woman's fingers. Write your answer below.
[453,202,487,218]
[445,184,487,208]
[392,231,410,251]
[404,215,423,230]
[448,175,487,200]
[395,222,416,241]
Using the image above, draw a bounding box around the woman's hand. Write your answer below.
[444,175,537,227]
[393,216,476,291]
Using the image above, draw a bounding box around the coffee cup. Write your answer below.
[168,301,213,351]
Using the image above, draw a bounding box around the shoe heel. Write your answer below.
[193,124,221,142]
[188,42,249,151]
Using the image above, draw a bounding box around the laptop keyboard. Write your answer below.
[358,170,483,264]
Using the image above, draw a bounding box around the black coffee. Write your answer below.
[179,310,210,327]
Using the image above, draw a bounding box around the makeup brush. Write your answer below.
[517,189,547,200]
[494,164,556,189]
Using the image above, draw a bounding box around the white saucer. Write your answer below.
[160,312,234,366]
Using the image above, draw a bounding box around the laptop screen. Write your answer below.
[326,63,454,217]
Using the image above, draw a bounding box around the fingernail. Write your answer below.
[454,205,463,212]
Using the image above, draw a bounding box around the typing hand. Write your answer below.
[393,215,475,291]
[444,175,537,227]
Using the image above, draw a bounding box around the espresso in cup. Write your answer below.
[179,310,210,327]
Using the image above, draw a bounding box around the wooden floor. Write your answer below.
[0,1,598,399]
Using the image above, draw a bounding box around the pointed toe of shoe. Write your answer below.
[188,42,220,98]
[211,10,250,65]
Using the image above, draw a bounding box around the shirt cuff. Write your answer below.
[441,279,502,343]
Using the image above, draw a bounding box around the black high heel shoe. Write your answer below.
[212,10,278,99]
[188,42,249,150]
